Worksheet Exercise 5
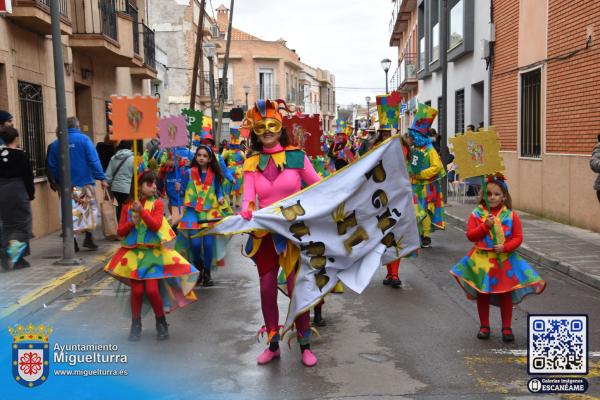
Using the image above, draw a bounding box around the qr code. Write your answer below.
[528,315,588,375]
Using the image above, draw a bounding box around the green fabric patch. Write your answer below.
[285,150,305,169]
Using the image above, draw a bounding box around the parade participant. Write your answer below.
[320,131,336,174]
[164,146,194,213]
[221,128,246,208]
[450,175,546,341]
[407,104,445,248]
[329,126,350,170]
[176,145,232,287]
[104,170,199,341]
[241,99,321,367]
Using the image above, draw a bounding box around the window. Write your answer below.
[218,67,233,101]
[455,89,464,135]
[258,69,274,99]
[18,81,46,177]
[430,0,440,63]
[520,69,542,158]
[418,1,426,71]
[449,0,464,49]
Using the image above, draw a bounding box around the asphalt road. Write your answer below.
[16,220,600,400]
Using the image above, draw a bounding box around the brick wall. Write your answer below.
[491,0,519,151]
[546,0,600,154]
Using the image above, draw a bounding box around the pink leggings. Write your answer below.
[253,235,310,343]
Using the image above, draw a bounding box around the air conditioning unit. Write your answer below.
[481,39,490,59]
[211,25,220,38]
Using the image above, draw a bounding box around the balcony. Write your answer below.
[130,22,157,79]
[70,0,136,67]
[390,53,418,92]
[256,84,280,100]
[9,0,71,35]
[389,0,417,46]
[286,87,302,106]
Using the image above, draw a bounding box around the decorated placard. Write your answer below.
[376,91,403,130]
[158,115,189,149]
[181,108,203,137]
[108,95,159,140]
[448,127,505,179]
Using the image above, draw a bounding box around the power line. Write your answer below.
[208,0,216,21]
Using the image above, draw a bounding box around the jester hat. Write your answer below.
[230,127,241,145]
[242,99,292,131]
[409,103,438,147]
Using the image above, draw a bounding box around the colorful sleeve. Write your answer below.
[466,212,491,243]
[140,199,164,232]
[502,212,523,252]
[242,171,256,211]
[418,147,443,180]
[117,203,134,236]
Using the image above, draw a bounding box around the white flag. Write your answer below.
[208,137,420,330]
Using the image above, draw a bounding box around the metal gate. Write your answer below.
[18,81,46,177]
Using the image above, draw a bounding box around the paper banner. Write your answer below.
[448,127,505,179]
[158,115,189,149]
[181,108,203,136]
[108,95,159,140]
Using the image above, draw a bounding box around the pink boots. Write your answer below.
[301,349,318,367]
[256,347,281,365]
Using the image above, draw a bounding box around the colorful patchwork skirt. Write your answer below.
[450,247,546,306]
[104,245,199,313]
[412,180,445,233]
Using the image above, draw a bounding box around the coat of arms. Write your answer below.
[9,324,53,387]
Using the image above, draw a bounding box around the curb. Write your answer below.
[0,247,116,325]
[445,212,600,292]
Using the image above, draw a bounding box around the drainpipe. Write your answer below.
[488,1,494,127]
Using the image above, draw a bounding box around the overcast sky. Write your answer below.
[216,0,397,107]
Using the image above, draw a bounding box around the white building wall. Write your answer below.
[418,0,491,137]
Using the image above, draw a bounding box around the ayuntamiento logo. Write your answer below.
[9,324,53,388]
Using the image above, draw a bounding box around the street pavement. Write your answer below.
[4,219,599,400]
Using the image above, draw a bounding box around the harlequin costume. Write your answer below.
[407,103,446,247]
[175,154,232,287]
[221,127,246,208]
[163,147,194,209]
[104,191,199,341]
[241,99,321,367]
[450,177,546,341]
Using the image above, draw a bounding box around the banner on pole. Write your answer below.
[108,96,159,140]
[158,115,189,149]
[208,137,420,330]
[448,127,504,179]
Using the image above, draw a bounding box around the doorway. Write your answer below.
[74,83,94,141]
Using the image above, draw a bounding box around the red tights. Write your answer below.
[131,279,165,319]
[476,292,513,331]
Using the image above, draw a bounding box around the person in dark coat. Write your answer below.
[0,110,16,270]
[0,126,35,269]
[591,134,600,203]
[96,133,116,172]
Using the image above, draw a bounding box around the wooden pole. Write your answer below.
[189,0,207,110]
[133,140,139,201]
[216,0,234,143]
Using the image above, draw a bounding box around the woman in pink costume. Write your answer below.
[240,99,321,367]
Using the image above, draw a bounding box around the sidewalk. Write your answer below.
[0,228,118,324]
[445,199,600,291]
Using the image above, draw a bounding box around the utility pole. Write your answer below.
[439,0,449,200]
[189,0,206,110]
[50,0,77,265]
[216,0,234,143]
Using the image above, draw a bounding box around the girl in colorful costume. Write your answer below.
[407,103,445,248]
[450,175,546,341]
[104,170,199,341]
[222,127,246,208]
[240,99,321,367]
[176,145,232,287]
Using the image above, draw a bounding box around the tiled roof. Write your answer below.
[217,22,261,41]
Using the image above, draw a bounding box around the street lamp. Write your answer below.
[365,96,371,127]
[203,42,217,123]
[380,58,392,94]
[243,84,250,111]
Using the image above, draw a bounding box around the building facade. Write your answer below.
[212,5,336,136]
[1,0,156,238]
[416,0,491,136]
[147,0,217,115]
[492,0,600,232]
[389,0,419,133]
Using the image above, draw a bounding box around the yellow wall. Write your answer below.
[502,151,600,232]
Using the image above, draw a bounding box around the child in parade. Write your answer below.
[240,99,321,367]
[450,175,546,341]
[104,170,199,341]
[176,145,232,287]
[163,146,194,218]
[407,104,446,248]
[221,128,246,208]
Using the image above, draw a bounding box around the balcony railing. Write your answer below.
[390,53,418,91]
[127,2,139,55]
[17,0,69,17]
[142,23,155,68]
[256,84,280,100]
[72,0,129,40]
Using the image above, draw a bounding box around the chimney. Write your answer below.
[216,4,229,28]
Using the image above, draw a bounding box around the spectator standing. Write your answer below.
[0,127,35,269]
[0,110,15,270]
[591,134,600,203]
[47,117,108,252]
[105,140,134,218]
[96,133,117,171]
